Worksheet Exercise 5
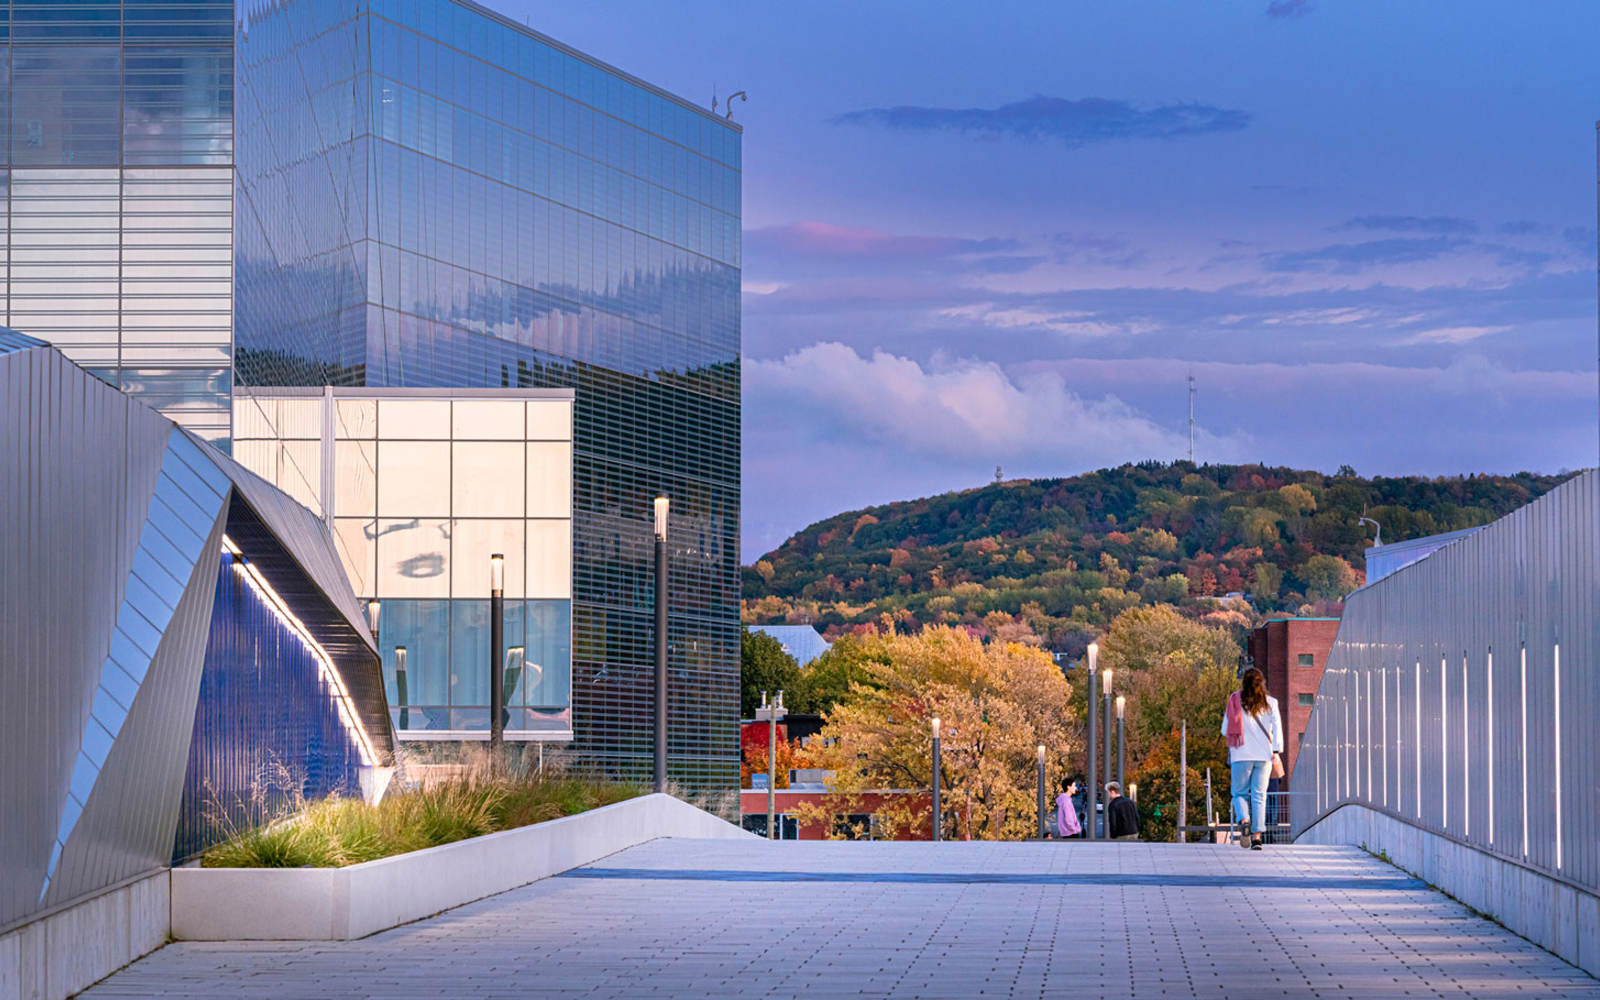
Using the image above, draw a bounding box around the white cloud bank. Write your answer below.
[746,342,1251,467]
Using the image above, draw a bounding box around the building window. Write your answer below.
[1298,693,1315,706]
[741,814,798,839]
[1297,653,1315,667]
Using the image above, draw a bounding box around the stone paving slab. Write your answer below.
[84,840,1600,999]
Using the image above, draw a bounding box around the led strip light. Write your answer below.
[222,536,379,767]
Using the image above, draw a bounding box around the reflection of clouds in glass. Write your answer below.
[399,552,444,578]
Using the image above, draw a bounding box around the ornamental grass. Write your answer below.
[201,751,641,868]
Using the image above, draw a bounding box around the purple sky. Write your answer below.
[507,1,1600,558]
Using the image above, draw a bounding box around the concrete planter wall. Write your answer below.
[171,793,752,941]
[1298,803,1600,977]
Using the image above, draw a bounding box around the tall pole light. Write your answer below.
[1116,695,1126,789]
[1102,669,1114,796]
[653,495,670,793]
[1036,744,1047,840]
[395,645,409,731]
[1086,644,1099,840]
[762,690,785,840]
[931,716,942,842]
[367,599,380,644]
[1178,720,1188,843]
[490,553,505,747]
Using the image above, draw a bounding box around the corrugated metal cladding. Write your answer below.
[0,335,395,933]
[174,548,367,861]
[1292,469,1599,895]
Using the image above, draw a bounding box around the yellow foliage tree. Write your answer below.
[797,626,1079,840]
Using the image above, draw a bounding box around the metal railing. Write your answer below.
[1292,470,1598,896]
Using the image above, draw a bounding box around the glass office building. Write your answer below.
[233,0,742,788]
[0,0,235,442]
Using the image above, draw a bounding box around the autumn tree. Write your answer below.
[1098,604,1239,802]
[798,627,1079,840]
[787,634,882,716]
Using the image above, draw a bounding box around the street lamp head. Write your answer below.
[653,495,670,540]
[1129,782,1138,801]
[760,690,769,710]
[1116,695,1125,720]
[930,716,941,740]
[394,645,407,672]
[366,598,380,634]
[1086,642,1099,671]
[1037,744,1045,763]
[775,690,784,710]
[1102,668,1113,696]
[489,552,504,592]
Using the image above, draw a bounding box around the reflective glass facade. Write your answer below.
[234,0,741,789]
[233,388,575,738]
[0,0,235,442]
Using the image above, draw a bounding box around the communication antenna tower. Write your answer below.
[1187,372,1196,464]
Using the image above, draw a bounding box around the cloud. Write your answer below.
[1395,325,1511,346]
[1266,0,1314,17]
[1341,215,1478,235]
[746,221,1017,259]
[1498,220,1541,236]
[832,96,1250,149]
[746,343,1248,466]
[1052,231,1146,268]
[1262,237,1467,273]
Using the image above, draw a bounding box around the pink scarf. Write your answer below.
[1225,691,1245,748]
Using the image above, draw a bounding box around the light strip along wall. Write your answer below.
[220,535,378,767]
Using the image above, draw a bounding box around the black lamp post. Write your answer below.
[490,553,504,748]
[1036,744,1047,840]
[1116,695,1126,790]
[1102,668,1114,795]
[1086,643,1099,840]
[395,645,409,731]
[653,496,669,793]
[931,716,942,841]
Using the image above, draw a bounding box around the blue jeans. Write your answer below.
[1231,759,1271,834]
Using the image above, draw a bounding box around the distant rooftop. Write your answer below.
[749,625,831,666]
[1363,527,1483,585]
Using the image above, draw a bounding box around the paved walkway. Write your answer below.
[88,840,1598,999]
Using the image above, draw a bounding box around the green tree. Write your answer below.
[741,628,799,717]
[788,634,882,716]
[1298,554,1358,601]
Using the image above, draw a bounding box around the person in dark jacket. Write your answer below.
[1105,781,1139,840]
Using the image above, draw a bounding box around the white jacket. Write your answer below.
[1221,695,1283,764]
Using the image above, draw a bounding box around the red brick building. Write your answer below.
[1246,617,1339,788]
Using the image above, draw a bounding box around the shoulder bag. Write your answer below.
[1249,707,1285,779]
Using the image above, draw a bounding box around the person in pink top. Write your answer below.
[1056,778,1083,838]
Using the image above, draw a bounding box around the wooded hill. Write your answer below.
[742,462,1569,650]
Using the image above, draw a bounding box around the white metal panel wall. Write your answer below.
[1292,470,1599,894]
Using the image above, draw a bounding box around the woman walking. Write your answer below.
[1056,777,1083,838]
[1222,667,1283,850]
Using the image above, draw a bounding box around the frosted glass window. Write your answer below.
[526,519,571,599]
[334,440,378,518]
[526,441,570,517]
[451,399,523,439]
[232,398,277,439]
[451,519,524,598]
[335,399,377,439]
[275,440,322,513]
[334,518,377,598]
[379,398,451,438]
[526,399,571,440]
[451,441,522,516]
[376,518,451,598]
[276,398,323,438]
[377,440,450,516]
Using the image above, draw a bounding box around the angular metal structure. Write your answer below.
[0,333,394,933]
[1292,469,1599,894]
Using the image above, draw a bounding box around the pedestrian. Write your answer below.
[1056,777,1083,838]
[1222,666,1283,850]
[1105,781,1139,840]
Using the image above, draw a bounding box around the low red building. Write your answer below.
[738,786,935,840]
[1246,616,1339,788]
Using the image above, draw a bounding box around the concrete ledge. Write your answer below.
[1297,803,1599,979]
[0,870,169,1000]
[172,793,753,941]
